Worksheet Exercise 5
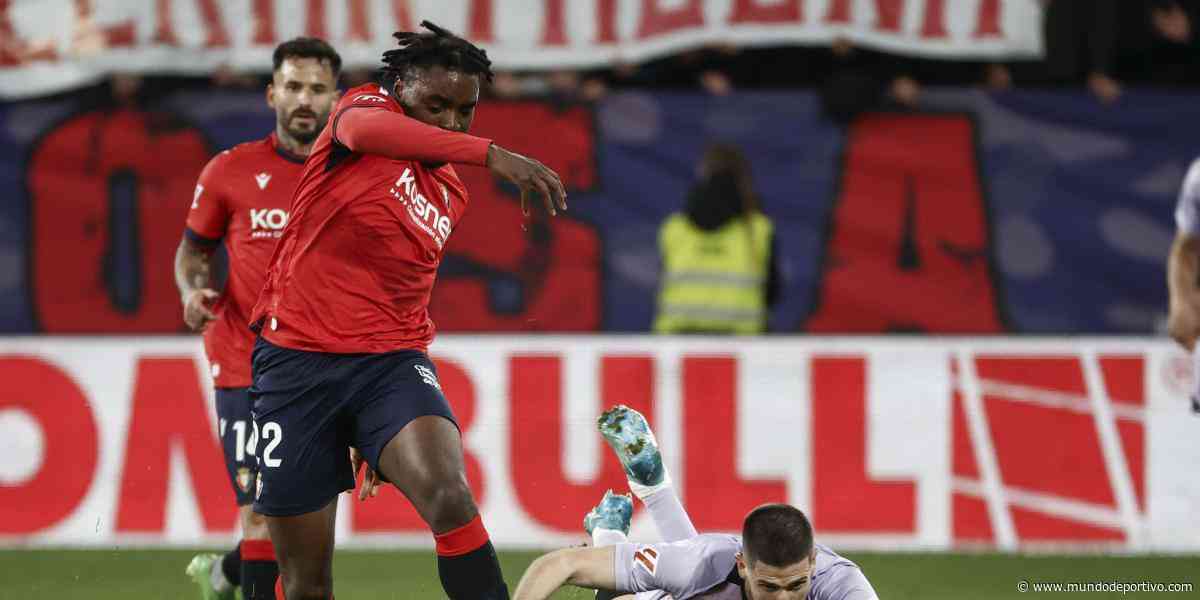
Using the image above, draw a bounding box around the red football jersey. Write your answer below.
[250,84,492,354]
[185,133,306,387]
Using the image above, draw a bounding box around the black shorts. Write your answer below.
[216,387,258,506]
[249,336,457,516]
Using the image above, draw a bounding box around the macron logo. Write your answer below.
[255,172,272,190]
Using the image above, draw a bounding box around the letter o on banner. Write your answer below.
[0,357,99,534]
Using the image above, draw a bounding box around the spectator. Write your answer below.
[818,39,924,125]
[654,144,782,334]
[1115,0,1200,87]
[1039,0,1122,102]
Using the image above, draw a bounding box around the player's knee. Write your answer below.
[420,479,477,532]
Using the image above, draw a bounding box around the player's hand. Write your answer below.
[182,288,219,332]
[350,447,386,501]
[486,144,568,217]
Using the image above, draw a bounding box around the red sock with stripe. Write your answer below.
[241,540,278,600]
[434,515,508,599]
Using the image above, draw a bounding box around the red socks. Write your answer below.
[242,539,276,561]
[271,518,496,600]
[434,514,491,557]
[434,516,508,598]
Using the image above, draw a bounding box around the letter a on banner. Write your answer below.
[806,113,1005,333]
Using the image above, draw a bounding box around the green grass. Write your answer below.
[0,549,1196,599]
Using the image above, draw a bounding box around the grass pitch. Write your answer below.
[0,549,1195,599]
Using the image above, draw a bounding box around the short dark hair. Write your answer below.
[273,37,342,77]
[380,20,494,86]
[742,504,814,567]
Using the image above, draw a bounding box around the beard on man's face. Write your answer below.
[281,107,324,144]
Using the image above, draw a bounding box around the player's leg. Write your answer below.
[266,500,338,600]
[598,405,698,542]
[188,386,260,600]
[354,352,507,599]
[214,387,280,600]
[251,337,357,600]
[240,506,278,600]
[185,549,237,600]
[582,491,637,600]
[378,416,508,599]
[585,489,634,548]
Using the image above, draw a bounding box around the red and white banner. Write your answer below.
[0,0,1043,99]
[1,336,1197,551]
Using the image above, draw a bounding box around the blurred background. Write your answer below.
[1,1,1199,598]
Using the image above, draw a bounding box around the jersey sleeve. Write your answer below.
[613,534,739,598]
[809,564,880,600]
[184,152,231,245]
[331,92,492,167]
[1175,158,1200,235]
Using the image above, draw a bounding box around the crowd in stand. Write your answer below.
[72,1,1200,118]
[478,0,1200,112]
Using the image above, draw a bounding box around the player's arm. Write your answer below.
[1167,231,1200,350]
[174,236,219,332]
[512,547,630,600]
[335,106,566,216]
[1169,160,1200,350]
[176,158,228,332]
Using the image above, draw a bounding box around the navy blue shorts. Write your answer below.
[248,336,457,516]
[216,387,258,506]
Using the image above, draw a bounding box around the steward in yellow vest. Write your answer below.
[654,146,780,334]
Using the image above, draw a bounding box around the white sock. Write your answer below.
[627,468,672,502]
[591,527,628,547]
[209,556,233,593]
[641,483,697,542]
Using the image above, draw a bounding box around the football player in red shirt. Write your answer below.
[175,38,342,600]
[247,22,566,600]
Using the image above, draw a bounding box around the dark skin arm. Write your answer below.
[487,143,568,217]
[174,237,219,331]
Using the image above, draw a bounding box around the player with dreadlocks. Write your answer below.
[247,21,565,600]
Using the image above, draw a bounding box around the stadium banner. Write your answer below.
[0,89,1190,336]
[0,0,1045,98]
[1,335,1198,552]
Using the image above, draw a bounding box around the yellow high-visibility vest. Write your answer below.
[654,211,772,334]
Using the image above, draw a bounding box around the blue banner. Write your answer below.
[0,89,1188,334]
